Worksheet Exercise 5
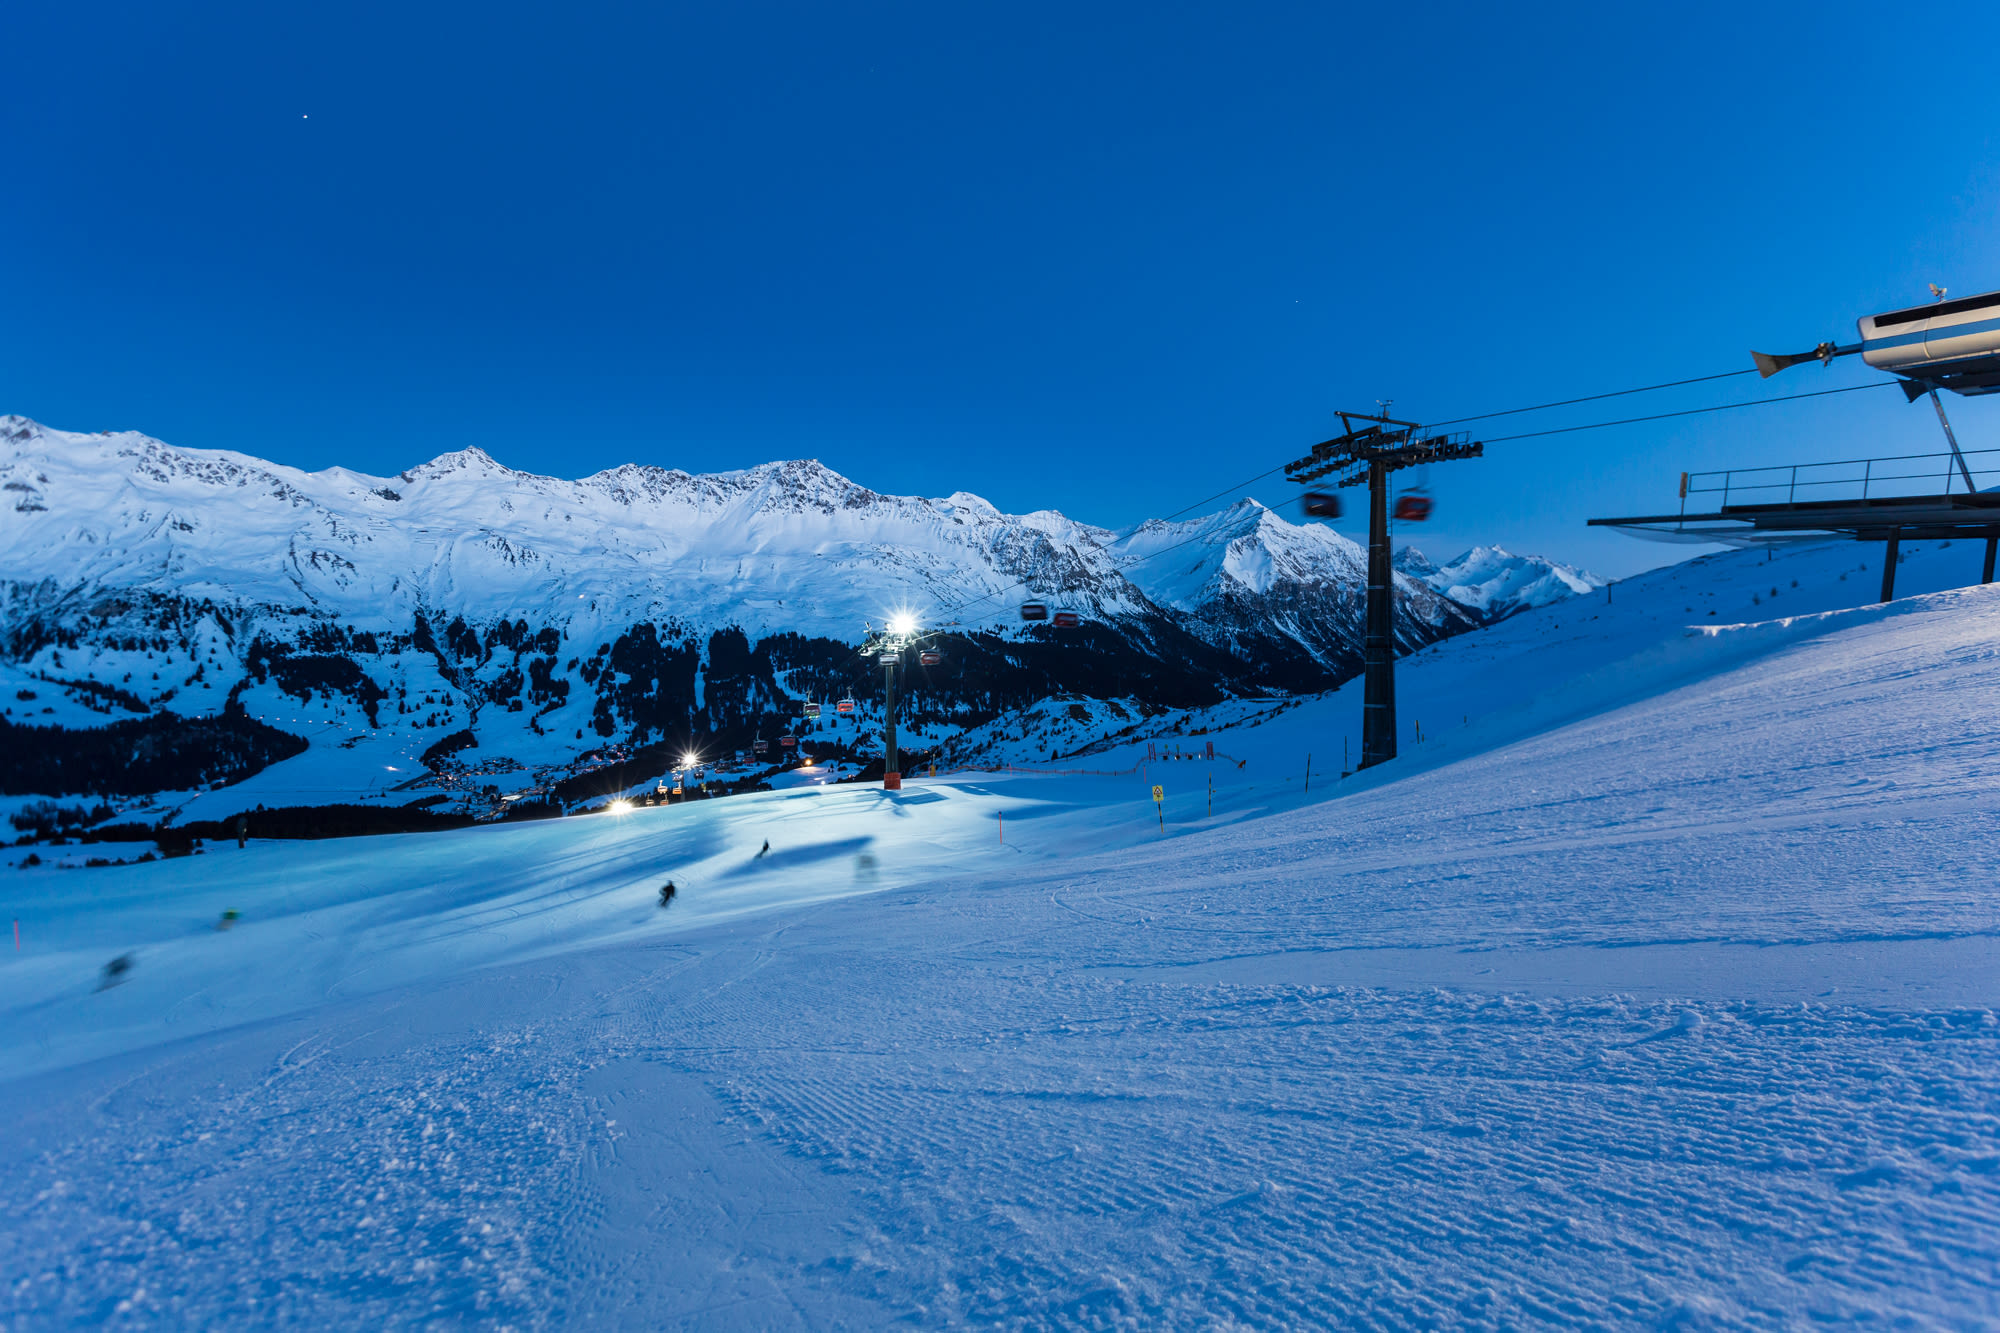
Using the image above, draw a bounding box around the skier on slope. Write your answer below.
[98,954,134,990]
[658,881,676,907]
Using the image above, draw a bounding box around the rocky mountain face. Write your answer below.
[0,416,1583,803]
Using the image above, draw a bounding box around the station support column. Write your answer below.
[1880,529,1901,604]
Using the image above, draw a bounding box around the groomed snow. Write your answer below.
[3,556,1998,1326]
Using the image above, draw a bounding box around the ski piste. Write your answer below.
[4,534,1997,1325]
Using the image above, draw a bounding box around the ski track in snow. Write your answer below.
[4,583,2000,1327]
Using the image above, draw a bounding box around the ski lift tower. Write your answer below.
[1284,410,1483,770]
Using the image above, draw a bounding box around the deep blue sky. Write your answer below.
[6,1,1997,575]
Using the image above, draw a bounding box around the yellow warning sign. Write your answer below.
[1151,785,1164,803]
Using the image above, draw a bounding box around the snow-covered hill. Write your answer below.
[0,416,1583,807]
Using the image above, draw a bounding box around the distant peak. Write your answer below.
[739,458,881,507]
[399,445,513,482]
[1121,496,1271,543]
[939,490,1000,517]
[1393,544,1440,577]
[750,457,851,484]
[1,414,45,444]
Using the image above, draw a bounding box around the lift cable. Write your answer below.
[1154,464,1289,523]
[1426,367,1759,427]
[1479,380,1895,444]
[919,376,1899,627]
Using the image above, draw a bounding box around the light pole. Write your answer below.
[881,647,901,788]
[867,611,922,791]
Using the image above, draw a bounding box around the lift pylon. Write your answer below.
[1285,410,1483,769]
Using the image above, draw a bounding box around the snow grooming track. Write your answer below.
[3,582,2000,1326]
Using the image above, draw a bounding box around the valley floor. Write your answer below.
[4,574,1999,1327]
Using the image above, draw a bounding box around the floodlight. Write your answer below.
[608,799,633,815]
[888,612,918,635]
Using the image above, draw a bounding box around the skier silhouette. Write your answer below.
[658,882,676,907]
[755,840,770,859]
[98,954,134,990]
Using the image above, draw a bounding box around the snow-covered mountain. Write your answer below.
[0,416,1469,647]
[0,416,1590,805]
[1396,544,1604,621]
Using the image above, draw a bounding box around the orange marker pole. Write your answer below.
[998,810,1003,843]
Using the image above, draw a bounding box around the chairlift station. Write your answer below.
[1594,287,2000,601]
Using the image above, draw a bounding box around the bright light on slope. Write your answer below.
[608,799,632,815]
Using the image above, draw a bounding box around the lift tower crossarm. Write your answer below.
[1283,410,1484,771]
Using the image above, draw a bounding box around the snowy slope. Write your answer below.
[2,564,1996,1324]
[874,533,1990,777]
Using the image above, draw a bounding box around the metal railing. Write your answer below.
[1680,446,2000,515]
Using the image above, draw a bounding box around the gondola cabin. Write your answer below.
[836,696,856,714]
[1052,610,1081,628]
[803,701,821,719]
[779,735,797,749]
[1394,493,1434,522]
[1302,491,1342,519]
[918,650,941,666]
[1860,289,2000,393]
[1020,602,1049,622]
[878,650,900,665]
[753,738,768,755]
